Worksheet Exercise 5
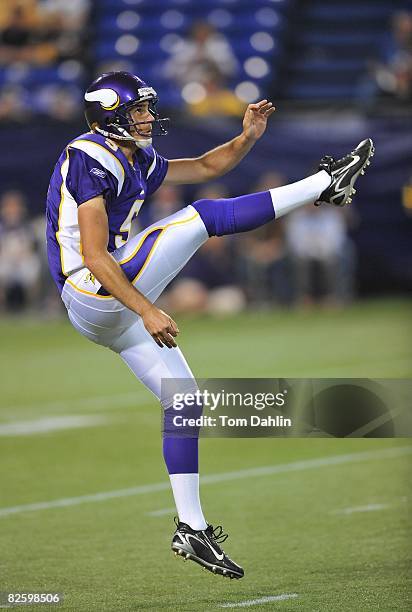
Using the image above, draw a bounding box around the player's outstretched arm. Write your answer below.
[78,196,179,348]
[164,100,275,185]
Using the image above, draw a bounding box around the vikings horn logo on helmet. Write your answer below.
[84,88,120,111]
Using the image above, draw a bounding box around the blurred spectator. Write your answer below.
[37,0,90,63]
[0,0,89,122]
[285,204,355,308]
[162,184,246,315]
[0,2,57,66]
[236,172,291,305]
[37,0,90,32]
[0,1,37,29]
[402,171,412,216]
[144,184,184,226]
[0,190,41,312]
[31,212,63,314]
[164,20,238,88]
[358,11,412,105]
[138,184,184,240]
[165,237,246,315]
[0,84,31,122]
[35,83,80,120]
[376,11,412,101]
[185,64,246,118]
[0,4,38,65]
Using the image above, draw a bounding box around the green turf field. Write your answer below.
[0,299,411,611]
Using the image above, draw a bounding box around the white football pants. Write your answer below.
[61,205,208,402]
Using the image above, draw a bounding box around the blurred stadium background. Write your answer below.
[1,1,411,610]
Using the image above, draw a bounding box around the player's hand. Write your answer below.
[242,99,275,142]
[140,304,179,348]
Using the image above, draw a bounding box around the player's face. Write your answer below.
[128,101,153,140]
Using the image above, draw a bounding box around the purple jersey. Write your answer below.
[46,132,168,293]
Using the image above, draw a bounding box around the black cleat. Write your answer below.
[171,518,244,579]
[316,138,375,207]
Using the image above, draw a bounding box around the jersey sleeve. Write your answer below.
[65,148,118,206]
[146,149,169,196]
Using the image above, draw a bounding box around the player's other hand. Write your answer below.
[242,99,275,142]
[141,303,179,348]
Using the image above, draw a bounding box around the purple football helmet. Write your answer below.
[84,71,169,147]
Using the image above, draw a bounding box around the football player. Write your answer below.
[46,71,374,579]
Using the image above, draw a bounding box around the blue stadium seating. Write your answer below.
[91,0,293,107]
[278,0,407,101]
[2,0,407,110]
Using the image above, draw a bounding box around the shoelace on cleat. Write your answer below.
[207,524,228,544]
[173,516,229,544]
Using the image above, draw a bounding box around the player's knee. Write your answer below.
[192,197,236,237]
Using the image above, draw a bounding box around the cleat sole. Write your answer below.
[171,540,244,580]
[171,545,244,579]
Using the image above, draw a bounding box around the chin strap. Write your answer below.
[94,125,152,149]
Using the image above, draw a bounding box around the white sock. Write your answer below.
[169,473,208,530]
[269,170,331,218]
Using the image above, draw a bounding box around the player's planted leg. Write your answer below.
[162,391,244,577]
[162,398,208,531]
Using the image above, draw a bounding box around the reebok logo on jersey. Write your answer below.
[90,167,107,179]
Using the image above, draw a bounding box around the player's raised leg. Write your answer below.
[191,138,374,237]
[105,139,375,305]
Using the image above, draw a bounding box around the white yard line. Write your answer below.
[332,496,409,515]
[147,507,176,517]
[0,415,109,436]
[333,503,391,515]
[0,482,171,518]
[220,594,299,607]
[0,391,151,422]
[0,445,410,519]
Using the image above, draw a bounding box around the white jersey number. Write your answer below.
[115,199,144,248]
